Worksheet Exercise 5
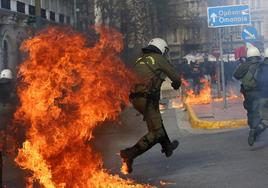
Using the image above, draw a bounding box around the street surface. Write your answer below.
[2,100,268,188]
[96,105,268,188]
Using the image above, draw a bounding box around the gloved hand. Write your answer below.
[171,81,181,90]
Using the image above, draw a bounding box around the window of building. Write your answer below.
[41,9,46,19]
[17,1,25,13]
[29,5,35,15]
[1,0,11,9]
[3,40,8,69]
[50,11,55,21]
[59,14,64,23]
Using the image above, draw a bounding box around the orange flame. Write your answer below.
[213,89,242,102]
[183,78,211,105]
[120,161,129,175]
[182,78,242,105]
[13,26,154,188]
[159,180,176,186]
[171,100,183,109]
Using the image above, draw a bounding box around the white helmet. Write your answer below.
[148,38,168,55]
[246,46,261,58]
[0,69,13,79]
[264,48,268,58]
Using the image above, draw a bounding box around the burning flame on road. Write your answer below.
[182,78,211,105]
[181,79,242,106]
[213,89,242,102]
[13,27,154,188]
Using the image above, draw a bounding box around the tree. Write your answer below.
[95,0,175,63]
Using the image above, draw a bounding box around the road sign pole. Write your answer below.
[218,28,227,108]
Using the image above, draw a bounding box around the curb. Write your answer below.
[185,103,247,129]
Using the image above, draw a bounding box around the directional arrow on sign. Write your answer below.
[210,13,217,23]
[244,29,256,39]
[241,9,249,15]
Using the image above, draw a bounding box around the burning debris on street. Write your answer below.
[10,26,154,188]
[182,78,212,105]
[180,78,242,106]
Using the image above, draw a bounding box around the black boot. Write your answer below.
[120,145,143,174]
[248,129,257,146]
[161,140,179,157]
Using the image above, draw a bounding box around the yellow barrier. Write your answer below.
[185,103,247,129]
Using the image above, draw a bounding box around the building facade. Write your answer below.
[167,0,268,62]
[249,0,268,48]
[166,0,208,62]
[0,0,76,74]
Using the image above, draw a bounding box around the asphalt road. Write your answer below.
[95,107,268,188]
[2,106,268,188]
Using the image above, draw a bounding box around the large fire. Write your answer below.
[13,26,154,188]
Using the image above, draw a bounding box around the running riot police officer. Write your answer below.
[120,38,181,173]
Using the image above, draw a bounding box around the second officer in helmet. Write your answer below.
[234,46,262,146]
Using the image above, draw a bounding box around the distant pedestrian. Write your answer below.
[233,46,262,146]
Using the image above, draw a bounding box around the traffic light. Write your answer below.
[27,15,36,25]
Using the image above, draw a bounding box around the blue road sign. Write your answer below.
[242,27,258,43]
[207,5,251,28]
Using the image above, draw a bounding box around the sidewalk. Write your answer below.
[192,98,246,121]
[186,98,247,129]
[160,78,247,129]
